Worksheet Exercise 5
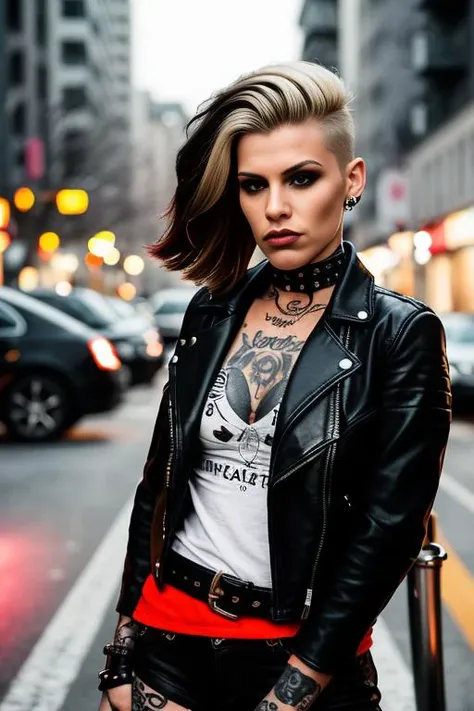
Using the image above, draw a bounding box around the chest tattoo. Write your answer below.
[226,329,304,421]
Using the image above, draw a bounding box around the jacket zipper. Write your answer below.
[301,325,350,619]
[159,373,177,573]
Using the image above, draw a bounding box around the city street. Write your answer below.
[0,366,473,711]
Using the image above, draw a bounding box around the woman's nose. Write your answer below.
[265,187,291,220]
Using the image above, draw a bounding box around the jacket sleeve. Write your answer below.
[115,382,170,616]
[288,308,452,674]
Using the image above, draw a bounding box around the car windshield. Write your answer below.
[106,297,136,319]
[75,290,120,327]
[1,287,88,332]
[441,313,474,345]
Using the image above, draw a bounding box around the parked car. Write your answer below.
[440,312,474,409]
[27,287,164,385]
[150,286,199,343]
[0,286,126,442]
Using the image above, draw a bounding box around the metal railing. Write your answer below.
[407,512,448,711]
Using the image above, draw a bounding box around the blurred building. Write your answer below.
[347,0,474,312]
[407,0,474,312]
[299,0,339,70]
[0,0,134,287]
[349,0,421,251]
[1,0,132,191]
[129,95,188,296]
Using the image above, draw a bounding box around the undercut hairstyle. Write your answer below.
[149,61,355,294]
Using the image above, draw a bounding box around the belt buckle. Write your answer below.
[208,570,239,620]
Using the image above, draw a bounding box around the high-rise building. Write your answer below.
[299,0,339,71]
[1,0,132,193]
[349,0,421,250]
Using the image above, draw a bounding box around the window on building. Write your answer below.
[8,51,24,86]
[410,102,427,137]
[6,0,22,31]
[61,41,87,65]
[62,0,86,17]
[37,65,48,101]
[16,147,25,168]
[63,130,85,177]
[36,0,47,45]
[11,103,26,136]
[62,86,87,110]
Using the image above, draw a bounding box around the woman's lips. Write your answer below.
[264,233,301,247]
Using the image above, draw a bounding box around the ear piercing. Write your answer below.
[344,195,361,211]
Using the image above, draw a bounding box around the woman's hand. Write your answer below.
[254,655,332,710]
[98,685,132,711]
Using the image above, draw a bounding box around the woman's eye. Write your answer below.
[290,172,319,188]
[240,180,265,194]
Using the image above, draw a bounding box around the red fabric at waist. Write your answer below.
[133,574,373,655]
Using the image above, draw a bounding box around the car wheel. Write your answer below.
[4,374,71,442]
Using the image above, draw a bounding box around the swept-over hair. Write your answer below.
[149,61,354,294]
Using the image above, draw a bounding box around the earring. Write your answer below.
[344,195,360,212]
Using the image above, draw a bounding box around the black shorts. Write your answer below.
[132,624,382,711]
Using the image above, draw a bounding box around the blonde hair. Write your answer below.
[149,61,355,293]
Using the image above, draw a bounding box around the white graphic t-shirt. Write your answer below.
[172,368,280,587]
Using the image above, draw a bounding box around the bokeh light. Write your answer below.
[123,255,145,276]
[39,232,60,253]
[117,282,136,300]
[55,281,72,296]
[103,247,121,266]
[14,187,36,212]
[18,267,39,291]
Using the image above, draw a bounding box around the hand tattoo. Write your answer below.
[274,664,321,708]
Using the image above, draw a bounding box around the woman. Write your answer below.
[98,61,451,711]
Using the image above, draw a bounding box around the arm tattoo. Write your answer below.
[114,620,140,650]
[254,702,279,711]
[274,664,321,708]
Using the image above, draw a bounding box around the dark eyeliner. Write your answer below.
[289,170,320,187]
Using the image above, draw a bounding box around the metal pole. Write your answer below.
[407,513,448,711]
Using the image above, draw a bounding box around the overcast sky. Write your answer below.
[131,0,304,116]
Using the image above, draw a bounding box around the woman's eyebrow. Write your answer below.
[237,159,323,179]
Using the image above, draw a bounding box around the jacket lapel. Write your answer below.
[170,241,375,487]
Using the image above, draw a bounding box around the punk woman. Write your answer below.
[97,61,451,711]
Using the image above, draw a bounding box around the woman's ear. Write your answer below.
[345,157,366,200]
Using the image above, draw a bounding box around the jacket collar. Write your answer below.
[208,240,375,323]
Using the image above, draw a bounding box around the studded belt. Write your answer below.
[159,550,273,620]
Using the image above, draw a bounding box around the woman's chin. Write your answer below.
[265,250,312,272]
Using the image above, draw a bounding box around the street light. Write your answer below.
[56,189,89,215]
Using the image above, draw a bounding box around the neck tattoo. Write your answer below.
[265,287,327,328]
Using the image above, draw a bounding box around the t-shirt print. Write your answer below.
[204,367,279,472]
[172,366,282,586]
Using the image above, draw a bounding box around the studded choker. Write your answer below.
[271,246,345,294]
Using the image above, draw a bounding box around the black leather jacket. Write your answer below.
[116,241,451,674]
